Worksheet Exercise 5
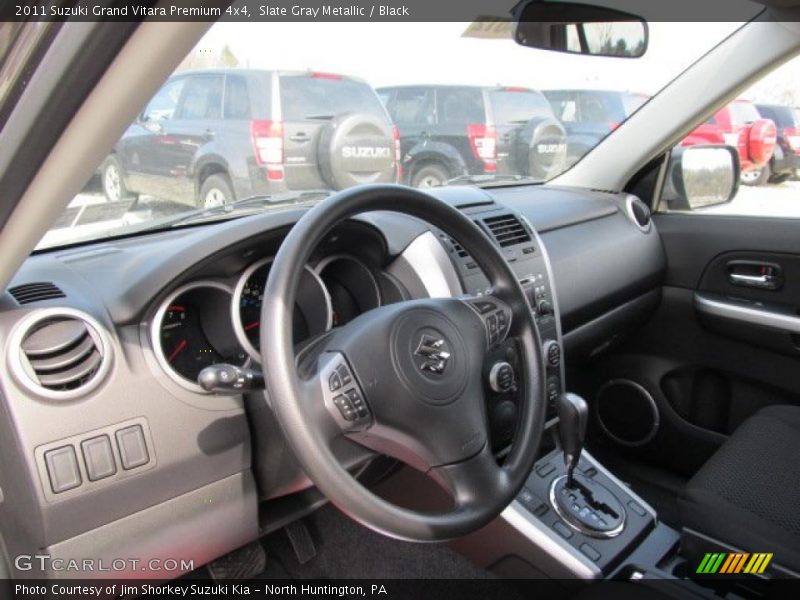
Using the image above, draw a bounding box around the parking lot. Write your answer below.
[703,180,800,218]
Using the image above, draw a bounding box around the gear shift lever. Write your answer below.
[557,392,588,488]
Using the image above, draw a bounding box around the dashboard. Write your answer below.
[0,184,664,578]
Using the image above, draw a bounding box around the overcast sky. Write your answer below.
[185,19,800,106]
[193,22,751,95]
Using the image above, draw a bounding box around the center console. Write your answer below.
[440,202,680,582]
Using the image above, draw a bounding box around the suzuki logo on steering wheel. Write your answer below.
[414,335,451,374]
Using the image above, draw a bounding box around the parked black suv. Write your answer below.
[755,103,800,183]
[543,89,648,167]
[377,85,567,187]
[101,69,400,207]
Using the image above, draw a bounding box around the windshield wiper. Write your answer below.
[446,173,544,186]
[136,189,332,232]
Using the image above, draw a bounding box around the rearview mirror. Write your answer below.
[663,145,740,211]
[513,1,648,58]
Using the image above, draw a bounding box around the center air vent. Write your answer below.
[482,214,531,247]
[8,282,65,304]
[8,309,112,400]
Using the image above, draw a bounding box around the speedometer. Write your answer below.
[233,258,332,362]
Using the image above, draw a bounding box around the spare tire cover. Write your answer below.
[318,113,395,190]
[515,116,568,180]
[747,118,777,167]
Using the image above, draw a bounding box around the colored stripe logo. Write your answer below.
[696,552,773,574]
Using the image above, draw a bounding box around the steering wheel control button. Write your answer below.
[337,364,353,386]
[544,340,561,367]
[44,446,82,494]
[472,300,497,314]
[333,395,357,421]
[329,371,343,392]
[320,354,371,430]
[116,425,149,470]
[489,361,516,393]
[345,389,368,417]
[487,314,498,337]
[466,297,513,346]
[81,435,117,482]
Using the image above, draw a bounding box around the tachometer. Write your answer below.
[153,282,247,391]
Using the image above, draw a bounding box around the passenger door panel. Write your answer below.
[585,214,800,475]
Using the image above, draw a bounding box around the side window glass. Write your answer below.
[224,75,250,119]
[392,88,433,125]
[142,78,185,122]
[177,75,224,120]
[659,57,800,218]
[437,89,484,125]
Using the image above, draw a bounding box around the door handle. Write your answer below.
[726,261,783,291]
[729,272,781,288]
[289,133,310,142]
[204,128,215,139]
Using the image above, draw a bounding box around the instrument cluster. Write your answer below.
[151,254,383,392]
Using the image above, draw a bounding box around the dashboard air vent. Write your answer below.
[8,282,65,304]
[626,196,652,232]
[9,310,112,399]
[482,214,531,247]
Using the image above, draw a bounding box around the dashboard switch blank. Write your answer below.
[44,446,82,493]
[81,435,117,481]
[115,425,149,470]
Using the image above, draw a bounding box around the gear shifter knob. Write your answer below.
[557,393,588,488]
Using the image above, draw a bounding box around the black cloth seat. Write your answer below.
[679,405,800,574]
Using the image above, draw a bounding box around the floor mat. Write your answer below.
[259,504,494,579]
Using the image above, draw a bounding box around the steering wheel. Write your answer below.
[260,184,546,541]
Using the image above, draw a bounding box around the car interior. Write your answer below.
[1,1,800,599]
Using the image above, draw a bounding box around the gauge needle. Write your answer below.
[167,339,188,362]
[244,321,260,332]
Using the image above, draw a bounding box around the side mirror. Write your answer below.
[513,1,648,58]
[663,145,740,211]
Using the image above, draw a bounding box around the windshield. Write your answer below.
[35,20,745,250]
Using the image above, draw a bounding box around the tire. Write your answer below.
[198,174,234,209]
[411,164,449,188]
[318,113,395,190]
[741,163,770,186]
[100,155,137,202]
[768,172,791,184]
